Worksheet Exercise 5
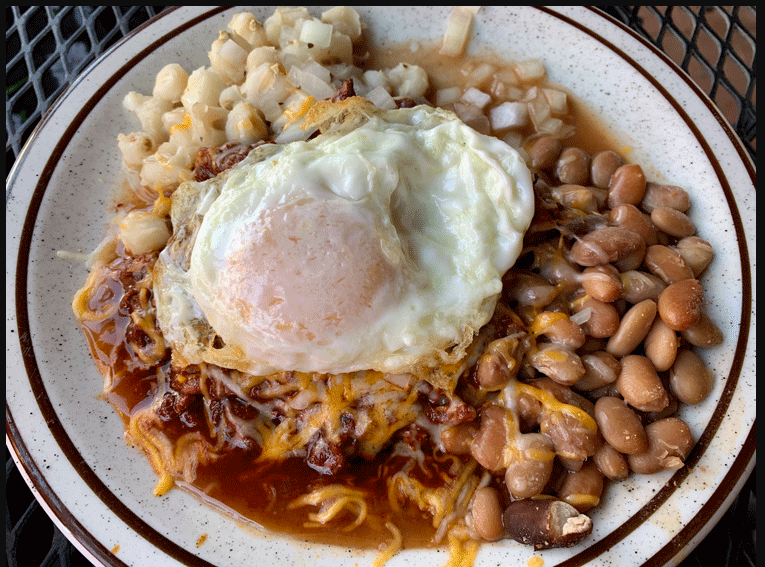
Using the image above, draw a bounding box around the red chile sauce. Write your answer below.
[81,254,463,549]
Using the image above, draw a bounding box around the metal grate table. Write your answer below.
[6,6,756,567]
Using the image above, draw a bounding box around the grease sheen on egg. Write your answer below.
[156,104,534,376]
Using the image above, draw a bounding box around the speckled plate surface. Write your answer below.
[6,6,756,567]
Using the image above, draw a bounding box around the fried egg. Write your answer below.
[153,101,533,376]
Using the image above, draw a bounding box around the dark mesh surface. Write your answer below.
[6,6,756,567]
[599,6,755,162]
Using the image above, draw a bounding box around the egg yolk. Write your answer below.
[216,197,402,345]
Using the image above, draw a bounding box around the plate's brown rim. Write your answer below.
[7,6,756,567]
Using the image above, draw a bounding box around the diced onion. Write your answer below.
[440,6,476,57]
[494,66,520,86]
[273,122,317,144]
[436,86,462,107]
[366,85,397,110]
[570,308,593,326]
[465,62,496,87]
[301,59,332,84]
[300,19,333,49]
[488,101,528,130]
[500,130,523,149]
[287,65,336,100]
[453,101,490,134]
[538,117,575,138]
[219,38,248,69]
[460,87,491,109]
[527,91,552,128]
[383,374,412,389]
[514,59,545,82]
[543,88,569,115]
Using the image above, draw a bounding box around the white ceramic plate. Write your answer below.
[6,6,756,567]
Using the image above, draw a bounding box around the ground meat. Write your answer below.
[177,395,206,430]
[169,364,203,397]
[306,431,345,475]
[111,252,158,291]
[193,141,271,182]
[418,384,477,425]
[124,317,156,353]
[399,423,429,451]
[106,252,168,363]
[330,78,356,102]
[156,391,179,423]
[395,97,417,108]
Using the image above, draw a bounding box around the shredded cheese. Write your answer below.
[442,531,481,567]
[169,111,192,134]
[530,311,569,336]
[514,382,597,432]
[288,484,368,531]
[562,493,600,510]
[371,522,403,567]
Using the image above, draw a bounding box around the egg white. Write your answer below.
[154,103,533,376]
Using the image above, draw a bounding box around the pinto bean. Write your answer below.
[608,163,646,208]
[669,349,714,405]
[650,207,696,238]
[642,392,680,423]
[594,396,648,455]
[593,441,630,481]
[476,336,520,390]
[570,226,645,268]
[528,135,562,171]
[539,254,582,287]
[581,265,623,303]
[471,486,504,542]
[658,279,703,331]
[644,245,694,284]
[502,499,593,550]
[620,270,667,304]
[605,299,657,358]
[533,312,587,350]
[529,343,585,386]
[571,295,621,339]
[557,460,604,512]
[675,236,714,277]
[627,417,694,474]
[504,432,555,499]
[574,351,621,391]
[609,203,659,246]
[504,272,558,307]
[641,182,691,213]
[680,311,724,347]
[555,147,590,185]
[523,380,598,461]
[643,317,679,372]
[616,355,669,413]
[441,423,478,455]
[558,456,585,472]
[471,406,511,471]
[540,405,599,462]
[590,150,624,188]
[551,184,599,213]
